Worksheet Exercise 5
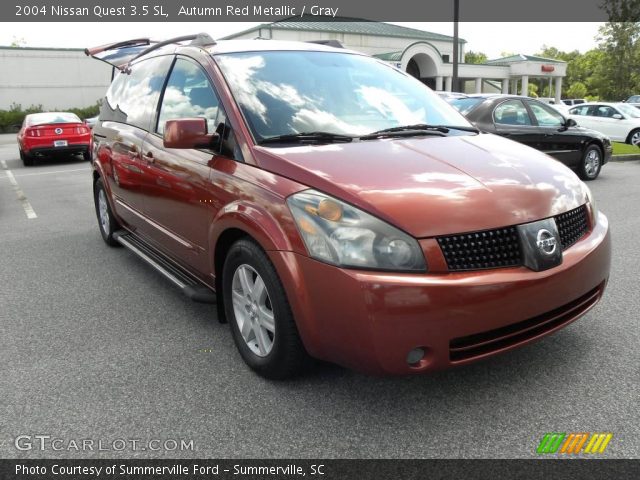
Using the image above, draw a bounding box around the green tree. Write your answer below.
[464,50,487,64]
[596,0,640,99]
[566,81,588,99]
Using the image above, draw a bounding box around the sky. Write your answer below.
[0,22,604,58]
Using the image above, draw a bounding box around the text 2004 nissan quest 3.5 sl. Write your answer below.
[86,34,611,379]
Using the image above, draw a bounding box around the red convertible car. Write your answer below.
[85,35,611,379]
[17,112,92,166]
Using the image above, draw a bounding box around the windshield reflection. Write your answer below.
[215,51,472,141]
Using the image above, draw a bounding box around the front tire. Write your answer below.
[93,177,121,246]
[627,128,640,146]
[578,144,602,181]
[83,150,91,161]
[222,239,308,379]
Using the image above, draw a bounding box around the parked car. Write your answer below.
[86,35,610,378]
[536,97,569,114]
[17,112,92,166]
[448,94,611,180]
[624,95,640,108]
[562,99,587,106]
[568,102,640,145]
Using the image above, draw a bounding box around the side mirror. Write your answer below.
[565,118,578,127]
[612,113,623,120]
[163,118,219,149]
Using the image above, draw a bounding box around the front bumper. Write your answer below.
[269,212,611,375]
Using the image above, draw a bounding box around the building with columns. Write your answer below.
[225,19,567,103]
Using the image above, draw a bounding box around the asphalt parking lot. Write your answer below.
[0,133,638,459]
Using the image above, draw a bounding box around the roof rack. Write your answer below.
[306,40,344,49]
[126,33,216,65]
[84,38,151,57]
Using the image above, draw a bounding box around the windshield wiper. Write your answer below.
[360,123,479,140]
[258,131,354,145]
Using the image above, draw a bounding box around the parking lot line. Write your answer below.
[1,159,37,219]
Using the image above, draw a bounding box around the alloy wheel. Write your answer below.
[584,149,601,178]
[231,264,275,357]
[98,189,110,234]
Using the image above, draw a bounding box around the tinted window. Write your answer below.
[628,95,640,102]
[528,101,564,127]
[494,100,532,126]
[103,55,172,130]
[215,51,472,140]
[570,105,590,116]
[26,112,81,126]
[157,57,220,135]
[594,105,618,118]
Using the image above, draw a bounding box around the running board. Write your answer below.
[114,231,216,304]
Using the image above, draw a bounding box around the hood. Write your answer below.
[253,134,589,238]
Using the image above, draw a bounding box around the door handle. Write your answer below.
[142,151,154,163]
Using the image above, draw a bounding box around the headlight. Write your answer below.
[584,185,598,225]
[287,190,426,272]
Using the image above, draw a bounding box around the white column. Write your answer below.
[445,76,452,92]
[511,79,518,95]
[475,77,483,94]
[435,76,443,91]
[521,75,529,97]
[554,77,563,104]
[501,78,509,94]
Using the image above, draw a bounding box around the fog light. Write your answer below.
[406,348,425,365]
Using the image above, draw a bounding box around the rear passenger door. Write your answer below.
[140,56,232,275]
[96,55,172,233]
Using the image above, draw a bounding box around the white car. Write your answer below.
[568,102,640,145]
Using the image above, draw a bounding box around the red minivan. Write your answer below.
[87,35,611,379]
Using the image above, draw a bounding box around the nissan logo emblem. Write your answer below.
[55,128,63,135]
[536,229,557,255]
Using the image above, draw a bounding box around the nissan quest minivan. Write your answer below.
[86,34,611,379]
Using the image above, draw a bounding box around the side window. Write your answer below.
[494,100,532,126]
[528,102,564,127]
[596,106,616,118]
[570,106,588,116]
[103,56,172,130]
[157,58,220,135]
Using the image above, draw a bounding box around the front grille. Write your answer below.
[437,227,522,271]
[449,284,603,362]
[437,205,590,272]
[556,205,589,249]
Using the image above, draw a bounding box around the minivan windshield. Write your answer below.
[215,50,474,142]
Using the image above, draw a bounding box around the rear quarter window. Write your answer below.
[102,55,173,131]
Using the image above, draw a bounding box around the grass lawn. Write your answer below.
[612,142,640,155]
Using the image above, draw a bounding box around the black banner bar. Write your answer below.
[1,459,639,480]
[4,0,640,22]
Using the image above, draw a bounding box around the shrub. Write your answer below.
[0,101,101,133]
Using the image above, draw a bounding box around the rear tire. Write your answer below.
[20,149,34,166]
[222,239,309,379]
[83,150,91,161]
[93,177,121,247]
[578,144,602,181]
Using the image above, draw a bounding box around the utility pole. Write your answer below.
[452,0,460,92]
